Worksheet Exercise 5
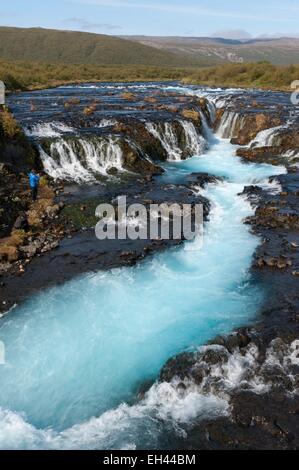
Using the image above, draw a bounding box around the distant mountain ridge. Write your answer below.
[121,35,299,65]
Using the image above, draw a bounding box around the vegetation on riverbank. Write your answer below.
[1,60,298,92]
[183,62,299,90]
[0,107,22,138]
[0,60,191,91]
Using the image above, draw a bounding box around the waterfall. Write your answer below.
[79,138,123,174]
[146,122,183,161]
[249,125,285,148]
[39,118,209,180]
[40,140,92,183]
[199,110,215,144]
[146,120,207,161]
[179,120,207,155]
[216,111,245,139]
[205,100,217,125]
[40,137,124,182]
[283,149,299,162]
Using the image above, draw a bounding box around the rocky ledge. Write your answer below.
[214,92,299,168]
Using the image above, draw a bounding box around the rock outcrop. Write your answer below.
[231,113,283,145]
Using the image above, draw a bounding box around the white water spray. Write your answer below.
[40,137,124,182]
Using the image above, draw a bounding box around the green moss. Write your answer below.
[60,199,102,230]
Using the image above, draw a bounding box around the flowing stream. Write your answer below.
[0,85,286,450]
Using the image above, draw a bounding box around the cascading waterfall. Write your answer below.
[37,119,208,179]
[40,137,124,182]
[205,101,217,125]
[146,120,207,161]
[216,111,245,139]
[250,125,285,148]
[79,138,123,174]
[146,122,183,161]
[40,140,92,183]
[0,103,286,450]
[179,120,207,156]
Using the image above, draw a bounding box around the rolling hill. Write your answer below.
[0,27,207,67]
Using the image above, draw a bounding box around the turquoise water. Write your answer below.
[0,133,285,449]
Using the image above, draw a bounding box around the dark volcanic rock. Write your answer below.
[186,172,223,188]
[0,163,30,238]
[0,109,39,171]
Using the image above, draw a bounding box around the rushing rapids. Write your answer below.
[0,82,297,450]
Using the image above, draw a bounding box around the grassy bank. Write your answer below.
[0,60,191,91]
[183,62,299,90]
[0,60,298,92]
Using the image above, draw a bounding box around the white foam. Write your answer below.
[258,177,284,194]
[97,119,117,128]
[0,376,229,450]
[25,122,75,138]
[2,335,298,450]
[40,137,124,182]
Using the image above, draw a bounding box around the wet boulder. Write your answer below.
[187,172,223,188]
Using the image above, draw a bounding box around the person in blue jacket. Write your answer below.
[28,169,40,202]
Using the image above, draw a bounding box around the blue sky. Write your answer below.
[1,0,299,37]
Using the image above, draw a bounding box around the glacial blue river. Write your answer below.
[0,85,285,449]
